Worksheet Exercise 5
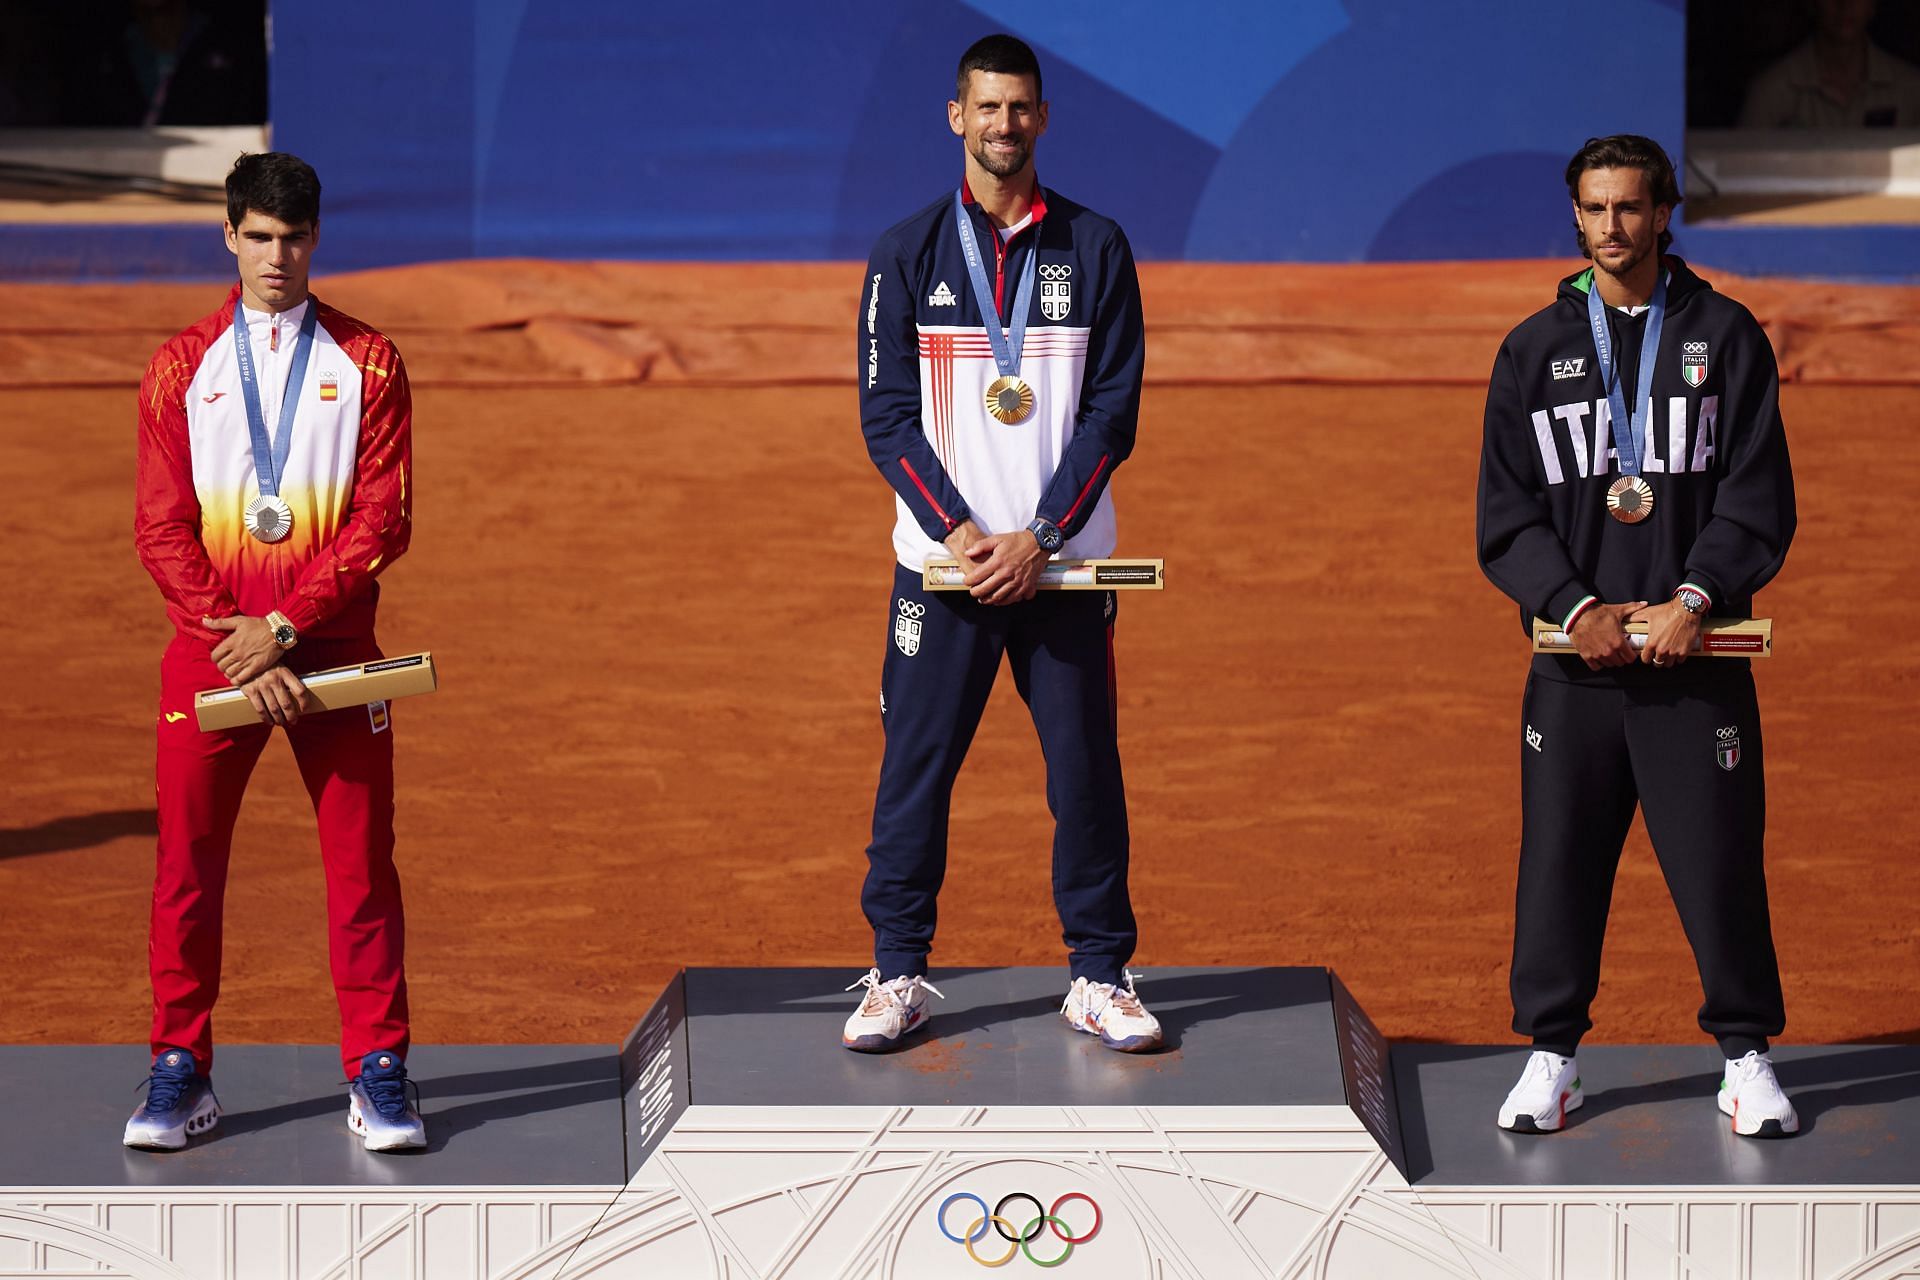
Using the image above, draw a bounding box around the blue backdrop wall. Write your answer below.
[266,0,1914,278]
[271,0,1685,269]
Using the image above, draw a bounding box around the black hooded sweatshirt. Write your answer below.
[1476,255,1795,685]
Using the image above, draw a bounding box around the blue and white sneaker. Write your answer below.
[123,1048,221,1150]
[842,969,943,1052]
[1062,971,1163,1052]
[347,1050,427,1151]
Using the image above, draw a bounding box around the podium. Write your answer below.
[5,968,1920,1278]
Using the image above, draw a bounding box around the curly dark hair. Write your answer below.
[1565,134,1680,257]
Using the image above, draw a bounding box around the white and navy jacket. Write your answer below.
[858,182,1145,569]
[1477,256,1796,683]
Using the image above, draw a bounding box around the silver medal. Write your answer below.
[245,494,294,543]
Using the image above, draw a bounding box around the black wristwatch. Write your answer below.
[1673,586,1710,616]
[1027,518,1064,553]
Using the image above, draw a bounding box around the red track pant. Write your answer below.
[150,634,409,1077]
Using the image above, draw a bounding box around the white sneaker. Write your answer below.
[1719,1051,1799,1138]
[841,969,942,1052]
[1497,1050,1583,1132]
[1061,971,1162,1052]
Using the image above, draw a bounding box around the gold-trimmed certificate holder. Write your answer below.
[984,375,1035,424]
[923,558,1165,592]
[1531,618,1771,658]
[195,651,439,730]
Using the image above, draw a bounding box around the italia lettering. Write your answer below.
[1531,395,1719,484]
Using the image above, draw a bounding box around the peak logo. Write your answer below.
[928,281,957,307]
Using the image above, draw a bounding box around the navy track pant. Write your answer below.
[863,563,1135,984]
[1511,664,1785,1058]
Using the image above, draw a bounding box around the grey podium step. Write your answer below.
[0,1044,626,1188]
[6,969,1917,1193]
[619,965,1395,1176]
[1397,1041,1920,1186]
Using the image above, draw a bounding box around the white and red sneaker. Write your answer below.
[841,969,942,1052]
[1497,1050,1582,1133]
[1720,1051,1799,1138]
[1061,971,1163,1052]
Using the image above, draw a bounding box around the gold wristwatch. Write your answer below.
[265,610,299,650]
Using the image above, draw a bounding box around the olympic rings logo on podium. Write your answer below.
[935,1191,1101,1267]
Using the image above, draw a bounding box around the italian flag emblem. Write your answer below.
[1681,340,1708,388]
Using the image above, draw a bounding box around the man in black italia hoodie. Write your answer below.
[1477,135,1798,1138]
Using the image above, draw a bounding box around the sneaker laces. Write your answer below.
[1068,969,1146,1019]
[135,1054,196,1114]
[1519,1050,1567,1087]
[350,1064,422,1122]
[1728,1050,1780,1097]
[846,968,943,1015]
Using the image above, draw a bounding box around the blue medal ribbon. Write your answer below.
[953,188,1039,380]
[1585,269,1666,478]
[232,299,318,500]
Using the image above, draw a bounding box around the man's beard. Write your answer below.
[1593,238,1650,279]
[971,134,1031,178]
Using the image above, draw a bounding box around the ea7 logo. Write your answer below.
[1525,724,1543,752]
[1551,358,1587,380]
[928,281,957,307]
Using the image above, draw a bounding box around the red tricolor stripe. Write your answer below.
[899,458,955,531]
[1060,454,1111,527]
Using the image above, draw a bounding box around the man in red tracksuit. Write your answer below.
[124,152,425,1152]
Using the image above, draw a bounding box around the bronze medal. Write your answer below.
[1606,476,1654,524]
[984,375,1034,424]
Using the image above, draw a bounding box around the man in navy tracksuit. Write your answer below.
[1479,136,1799,1137]
[840,34,1161,1054]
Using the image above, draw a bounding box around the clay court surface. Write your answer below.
[2,260,1917,1052]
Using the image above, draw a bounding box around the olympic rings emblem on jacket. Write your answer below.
[936,1191,1101,1267]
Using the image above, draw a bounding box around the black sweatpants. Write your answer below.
[1511,663,1785,1058]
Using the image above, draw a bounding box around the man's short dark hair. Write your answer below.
[1565,134,1681,257]
[225,152,321,229]
[955,34,1042,104]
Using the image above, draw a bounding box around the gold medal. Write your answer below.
[984,375,1035,424]
[1606,476,1654,524]
[245,494,294,543]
